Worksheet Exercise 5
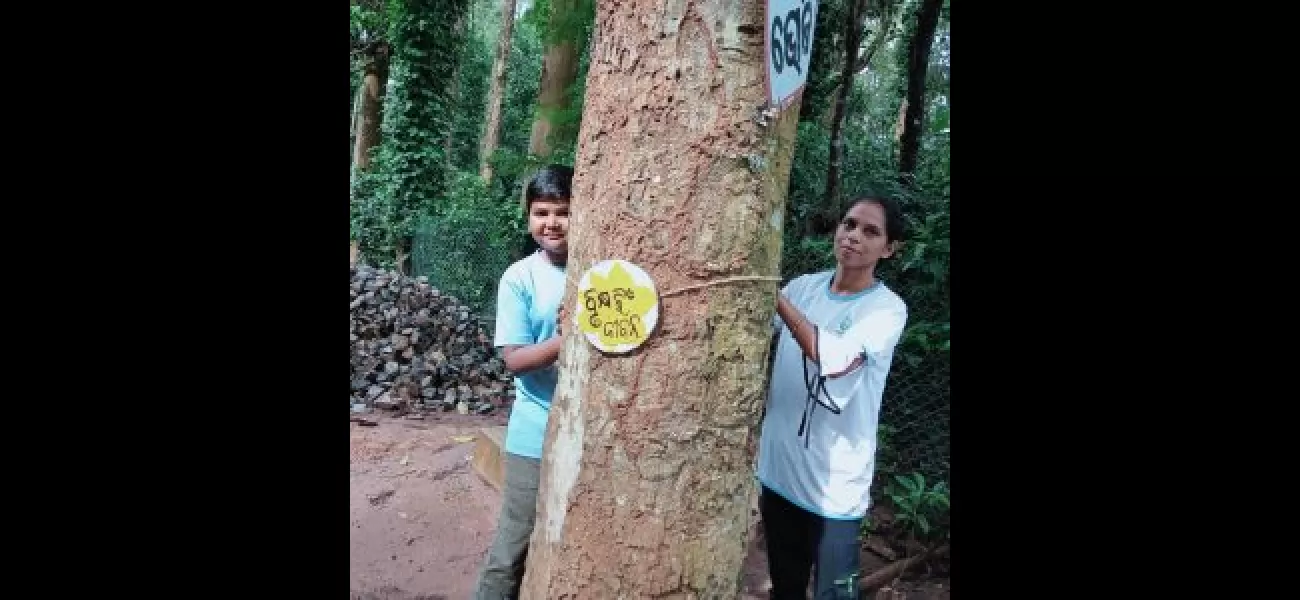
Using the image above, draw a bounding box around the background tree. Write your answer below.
[350,0,391,264]
[896,0,942,187]
[479,0,519,181]
[526,0,593,159]
[350,0,471,272]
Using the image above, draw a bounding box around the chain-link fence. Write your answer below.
[410,217,521,332]
[782,241,950,491]
[413,224,949,489]
[875,294,950,491]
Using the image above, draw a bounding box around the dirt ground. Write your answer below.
[350,414,948,599]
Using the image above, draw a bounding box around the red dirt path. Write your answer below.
[349,414,947,599]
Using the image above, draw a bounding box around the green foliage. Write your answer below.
[885,472,949,543]
[875,423,901,479]
[527,0,592,46]
[410,170,525,315]
[522,0,594,162]
[799,0,847,122]
[781,123,830,276]
[501,2,544,152]
[350,1,387,44]
[542,34,591,163]
[351,1,390,171]
[446,4,495,171]
[351,0,471,266]
[383,0,562,285]
[478,0,544,203]
[443,170,526,246]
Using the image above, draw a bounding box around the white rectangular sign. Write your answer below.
[765,0,819,110]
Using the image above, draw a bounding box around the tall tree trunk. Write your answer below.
[818,0,899,124]
[797,0,847,124]
[351,42,390,266]
[443,9,470,173]
[444,67,460,171]
[480,0,518,181]
[351,81,364,267]
[519,1,802,597]
[527,0,580,158]
[351,82,363,177]
[897,0,941,187]
[352,43,390,173]
[821,0,870,233]
[382,0,469,276]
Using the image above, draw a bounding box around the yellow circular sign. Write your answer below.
[574,259,659,354]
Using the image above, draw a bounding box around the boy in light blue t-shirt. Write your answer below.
[475,164,572,600]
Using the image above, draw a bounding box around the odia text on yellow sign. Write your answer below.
[575,260,660,354]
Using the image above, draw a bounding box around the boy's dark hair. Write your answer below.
[525,164,574,211]
[849,195,907,243]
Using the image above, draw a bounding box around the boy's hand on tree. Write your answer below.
[557,304,567,335]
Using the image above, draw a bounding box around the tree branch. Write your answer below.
[821,1,899,102]
[859,543,949,592]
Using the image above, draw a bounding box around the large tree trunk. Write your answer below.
[351,82,363,266]
[480,0,518,181]
[527,0,580,158]
[444,9,469,172]
[519,1,802,597]
[351,82,363,175]
[897,0,941,186]
[822,0,870,233]
[352,43,390,173]
[383,0,469,275]
[351,42,390,266]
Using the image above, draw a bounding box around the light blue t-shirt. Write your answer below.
[494,251,567,459]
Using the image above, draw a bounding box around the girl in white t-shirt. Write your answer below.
[757,196,909,599]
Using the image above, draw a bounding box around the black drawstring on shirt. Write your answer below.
[797,325,844,448]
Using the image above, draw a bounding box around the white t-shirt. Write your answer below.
[755,270,908,520]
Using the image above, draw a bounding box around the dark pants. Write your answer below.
[760,485,863,600]
[475,453,541,600]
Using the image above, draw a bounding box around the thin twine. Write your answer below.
[658,275,782,298]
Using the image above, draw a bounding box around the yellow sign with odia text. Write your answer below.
[575,259,660,354]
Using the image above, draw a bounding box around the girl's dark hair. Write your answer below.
[525,164,574,211]
[849,195,907,243]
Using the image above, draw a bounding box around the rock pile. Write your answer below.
[350,265,511,414]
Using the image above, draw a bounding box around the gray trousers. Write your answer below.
[475,453,541,600]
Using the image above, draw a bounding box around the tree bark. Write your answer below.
[821,0,870,234]
[519,1,802,597]
[443,9,470,172]
[351,81,364,264]
[480,0,518,181]
[897,0,941,186]
[527,0,580,158]
[352,43,390,173]
[351,42,389,266]
[351,81,363,174]
[444,66,460,171]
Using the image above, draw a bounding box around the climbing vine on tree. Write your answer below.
[351,0,471,270]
